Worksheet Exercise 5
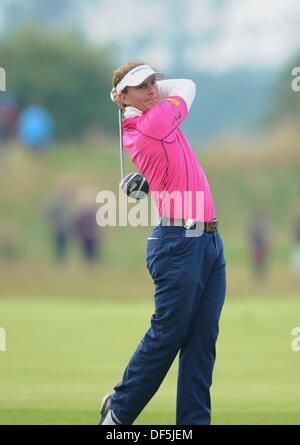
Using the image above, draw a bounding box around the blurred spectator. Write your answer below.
[290,199,300,281]
[0,226,21,260]
[248,208,271,281]
[74,185,101,263]
[18,98,54,151]
[0,92,18,158]
[45,182,74,263]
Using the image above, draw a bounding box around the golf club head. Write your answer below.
[120,172,149,200]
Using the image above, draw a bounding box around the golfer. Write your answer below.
[99,61,226,425]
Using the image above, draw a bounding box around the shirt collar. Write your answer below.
[124,106,142,118]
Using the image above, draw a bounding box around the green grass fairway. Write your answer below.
[1,296,300,425]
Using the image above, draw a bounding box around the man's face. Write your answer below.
[121,74,159,111]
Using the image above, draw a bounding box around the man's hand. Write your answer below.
[111,88,124,109]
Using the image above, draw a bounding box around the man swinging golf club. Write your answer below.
[99,60,226,425]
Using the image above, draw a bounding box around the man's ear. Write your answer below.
[120,92,131,107]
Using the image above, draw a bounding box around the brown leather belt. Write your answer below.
[160,217,219,232]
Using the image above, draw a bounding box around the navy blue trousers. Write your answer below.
[111,223,226,425]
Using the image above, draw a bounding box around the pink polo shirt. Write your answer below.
[122,96,215,222]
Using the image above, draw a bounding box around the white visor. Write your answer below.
[111,64,165,102]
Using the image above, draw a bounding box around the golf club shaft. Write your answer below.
[119,108,124,181]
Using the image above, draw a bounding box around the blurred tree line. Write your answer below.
[0,26,117,140]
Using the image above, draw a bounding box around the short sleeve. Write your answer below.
[137,96,188,140]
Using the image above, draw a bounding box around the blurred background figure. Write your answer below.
[0,91,18,158]
[74,184,101,264]
[248,208,271,281]
[45,181,74,263]
[18,98,54,152]
[290,198,300,281]
[0,225,20,261]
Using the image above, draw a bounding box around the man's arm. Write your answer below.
[137,79,196,139]
[156,79,196,111]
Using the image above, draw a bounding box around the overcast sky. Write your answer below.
[0,0,299,73]
[82,0,300,72]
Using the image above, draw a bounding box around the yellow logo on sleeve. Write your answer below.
[166,97,180,106]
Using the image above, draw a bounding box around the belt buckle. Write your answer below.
[184,218,196,230]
